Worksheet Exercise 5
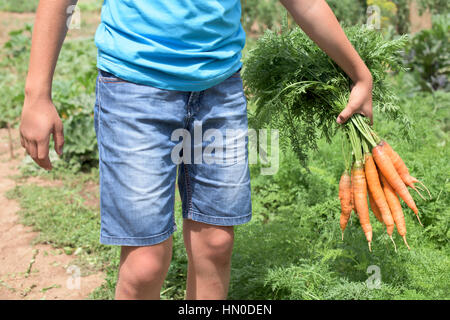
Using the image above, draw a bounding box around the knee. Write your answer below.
[201,231,234,266]
[122,260,166,287]
[118,249,171,289]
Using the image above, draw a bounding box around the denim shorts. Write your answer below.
[94,68,252,246]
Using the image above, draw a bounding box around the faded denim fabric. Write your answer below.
[94,69,251,246]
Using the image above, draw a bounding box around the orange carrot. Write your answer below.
[372,143,421,225]
[368,189,383,223]
[352,164,372,251]
[339,171,353,240]
[364,153,395,237]
[380,174,410,250]
[351,172,358,218]
[381,140,431,200]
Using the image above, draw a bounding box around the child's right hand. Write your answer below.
[19,94,64,171]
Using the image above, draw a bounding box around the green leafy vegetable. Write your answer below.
[242,22,409,167]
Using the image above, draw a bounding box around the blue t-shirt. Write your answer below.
[94,0,246,91]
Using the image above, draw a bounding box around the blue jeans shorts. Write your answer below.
[94,68,252,246]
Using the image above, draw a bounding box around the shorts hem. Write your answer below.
[183,209,252,226]
[99,225,177,246]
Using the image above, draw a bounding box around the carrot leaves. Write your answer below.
[242,24,409,167]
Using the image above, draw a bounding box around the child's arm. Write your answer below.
[280,0,373,124]
[20,0,78,170]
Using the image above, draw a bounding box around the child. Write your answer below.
[19,0,373,299]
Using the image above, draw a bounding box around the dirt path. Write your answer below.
[0,128,104,299]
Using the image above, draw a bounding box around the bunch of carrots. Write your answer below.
[338,115,431,252]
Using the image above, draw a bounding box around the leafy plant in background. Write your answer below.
[417,0,450,14]
[52,38,99,171]
[326,0,366,26]
[240,0,367,34]
[241,0,286,33]
[393,0,450,35]
[0,0,39,12]
[367,0,398,30]
[0,0,103,13]
[0,25,32,158]
[391,0,411,34]
[403,15,449,92]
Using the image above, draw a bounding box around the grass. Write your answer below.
[6,169,117,276]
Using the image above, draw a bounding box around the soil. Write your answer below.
[0,127,104,300]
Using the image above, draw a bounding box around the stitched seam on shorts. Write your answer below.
[96,76,105,229]
[101,225,176,241]
[183,163,193,219]
[188,208,252,221]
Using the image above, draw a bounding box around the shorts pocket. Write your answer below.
[231,67,242,78]
[98,69,128,83]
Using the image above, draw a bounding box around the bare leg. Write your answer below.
[183,220,234,300]
[115,236,173,300]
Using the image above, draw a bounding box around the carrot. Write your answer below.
[364,153,396,235]
[380,174,410,250]
[372,143,421,225]
[352,164,372,251]
[368,189,383,223]
[368,188,397,252]
[351,172,358,218]
[339,171,353,240]
[381,140,431,200]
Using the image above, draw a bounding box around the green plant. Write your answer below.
[403,15,449,92]
[326,0,366,26]
[417,0,450,14]
[0,0,39,12]
[367,0,399,30]
[392,0,450,35]
[0,25,33,158]
[241,0,286,33]
[242,22,409,167]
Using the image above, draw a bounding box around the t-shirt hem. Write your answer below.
[97,55,243,92]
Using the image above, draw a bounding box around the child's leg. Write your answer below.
[115,238,173,300]
[94,69,189,299]
[178,69,252,299]
[183,220,234,300]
